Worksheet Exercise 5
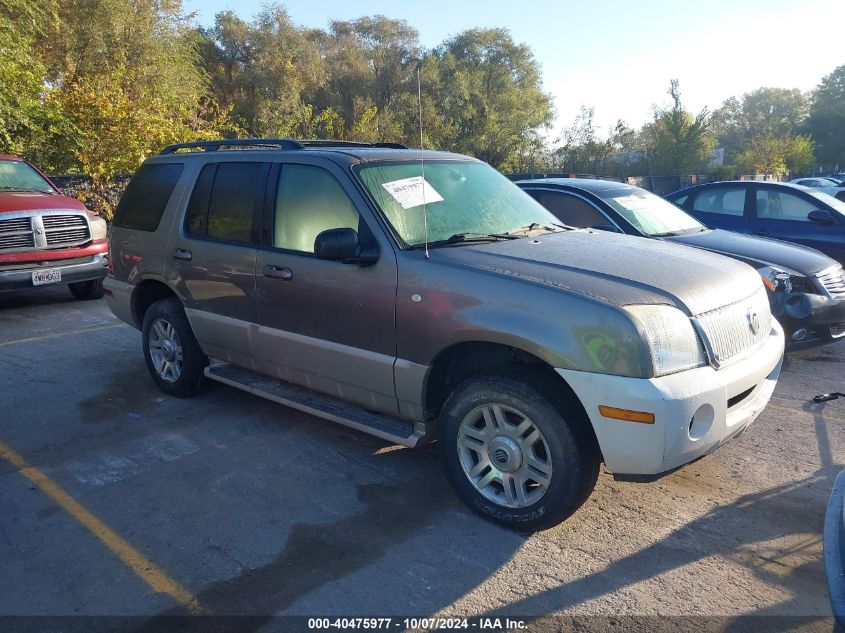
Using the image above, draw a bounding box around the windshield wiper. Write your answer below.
[493,222,569,238]
[651,231,680,237]
[0,186,52,193]
[410,232,518,249]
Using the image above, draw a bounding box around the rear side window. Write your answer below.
[113,163,184,231]
[533,191,608,228]
[692,187,746,216]
[186,162,265,244]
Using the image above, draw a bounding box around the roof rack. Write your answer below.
[159,138,409,155]
[160,138,304,154]
[297,140,410,150]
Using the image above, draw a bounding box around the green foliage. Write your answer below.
[418,28,554,170]
[735,133,813,178]
[3,0,843,183]
[807,64,845,167]
[712,87,810,167]
[553,108,640,176]
[642,80,716,176]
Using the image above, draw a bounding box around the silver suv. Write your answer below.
[105,139,785,531]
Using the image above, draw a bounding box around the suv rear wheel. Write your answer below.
[68,279,104,300]
[438,371,599,532]
[141,298,207,397]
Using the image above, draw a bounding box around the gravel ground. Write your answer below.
[0,286,843,632]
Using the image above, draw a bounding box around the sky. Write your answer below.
[184,0,844,141]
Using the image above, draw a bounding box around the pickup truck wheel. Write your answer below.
[141,298,207,397]
[68,279,104,300]
[439,371,599,532]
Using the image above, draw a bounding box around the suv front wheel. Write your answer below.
[141,298,208,397]
[438,371,599,532]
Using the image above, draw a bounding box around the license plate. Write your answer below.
[32,269,62,286]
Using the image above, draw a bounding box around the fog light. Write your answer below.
[792,328,808,342]
[689,404,714,440]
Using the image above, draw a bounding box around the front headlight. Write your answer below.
[757,266,790,292]
[625,305,706,377]
[89,215,108,241]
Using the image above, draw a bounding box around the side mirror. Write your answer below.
[314,228,378,265]
[808,209,834,225]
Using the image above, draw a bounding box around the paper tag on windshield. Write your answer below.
[382,176,444,209]
[613,195,647,210]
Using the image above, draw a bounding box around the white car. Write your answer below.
[790,178,845,201]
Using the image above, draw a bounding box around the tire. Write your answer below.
[438,370,599,532]
[68,278,105,300]
[141,297,208,397]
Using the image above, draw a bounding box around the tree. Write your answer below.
[0,0,68,161]
[807,64,845,168]
[735,134,814,178]
[642,80,716,175]
[201,6,325,136]
[316,16,421,141]
[424,28,554,170]
[30,0,232,214]
[712,88,812,173]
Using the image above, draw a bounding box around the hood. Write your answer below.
[0,191,87,214]
[432,230,762,317]
[668,228,835,276]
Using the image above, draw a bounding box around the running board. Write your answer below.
[204,363,427,448]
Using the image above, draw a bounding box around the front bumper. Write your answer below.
[557,320,784,475]
[0,253,108,292]
[773,291,845,347]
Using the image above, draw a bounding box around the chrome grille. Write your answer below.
[694,286,772,368]
[0,217,35,250]
[818,266,845,300]
[42,214,90,247]
[831,322,845,338]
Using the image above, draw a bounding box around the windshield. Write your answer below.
[357,161,560,247]
[596,188,704,236]
[0,160,54,193]
[806,188,845,216]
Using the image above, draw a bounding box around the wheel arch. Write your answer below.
[422,340,600,457]
[131,279,180,328]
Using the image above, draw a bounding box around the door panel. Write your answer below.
[167,161,266,366]
[751,186,845,263]
[254,162,400,415]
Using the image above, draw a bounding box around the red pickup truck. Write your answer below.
[0,155,109,299]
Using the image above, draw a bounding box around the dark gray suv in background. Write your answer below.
[105,139,783,531]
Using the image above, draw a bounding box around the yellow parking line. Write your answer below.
[768,401,845,425]
[0,323,127,347]
[0,441,203,614]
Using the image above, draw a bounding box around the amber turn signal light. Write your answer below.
[598,405,655,424]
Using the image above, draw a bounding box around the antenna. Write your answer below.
[417,66,429,259]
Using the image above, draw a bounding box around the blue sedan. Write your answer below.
[666,181,845,267]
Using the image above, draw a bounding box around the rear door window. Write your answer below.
[692,187,746,216]
[186,162,266,244]
[113,163,184,231]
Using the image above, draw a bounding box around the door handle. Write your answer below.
[173,248,192,261]
[263,265,293,281]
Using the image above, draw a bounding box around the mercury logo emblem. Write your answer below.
[34,227,43,235]
[747,310,760,335]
